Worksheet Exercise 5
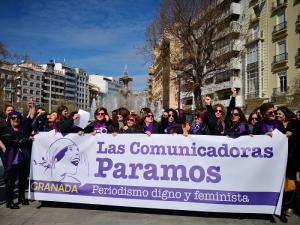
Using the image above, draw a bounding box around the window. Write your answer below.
[247,43,258,64]
[36,76,40,80]
[30,90,34,94]
[30,82,34,87]
[36,83,40,88]
[23,81,28,86]
[278,71,287,93]
[36,91,40,95]
[30,74,34,79]
[277,11,285,25]
[23,96,27,101]
[23,89,28,94]
[247,70,259,98]
[36,98,40,102]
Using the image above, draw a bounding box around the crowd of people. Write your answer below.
[0,88,299,223]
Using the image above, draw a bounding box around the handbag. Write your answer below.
[285,178,296,192]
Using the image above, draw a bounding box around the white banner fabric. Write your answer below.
[29,129,288,215]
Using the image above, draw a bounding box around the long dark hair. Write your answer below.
[230,107,247,123]
[276,106,296,122]
[167,108,179,123]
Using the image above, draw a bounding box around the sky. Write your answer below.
[0,0,160,91]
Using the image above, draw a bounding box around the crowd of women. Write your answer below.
[0,88,299,223]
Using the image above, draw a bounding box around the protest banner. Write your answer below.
[29,129,287,215]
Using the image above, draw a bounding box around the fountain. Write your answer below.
[119,65,133,108]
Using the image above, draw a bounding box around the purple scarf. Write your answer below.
[94,121,107,134]
[165,122,175,134]
[261,120,282,134]
[144,123,153,132]
[191,122,203,134]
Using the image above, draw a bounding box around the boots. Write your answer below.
[6,201,19,209]
[18,194,29,205]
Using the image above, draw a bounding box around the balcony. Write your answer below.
[245,31,263,45]
[271,0,288,17]
[295,49,300,68]
[272,21,287,42]
[201,73,242,95]
[296,15,300,33]
[214,40,241,58]
[272,52,288,72]
[249,13,260,26]
[215,21,242,41]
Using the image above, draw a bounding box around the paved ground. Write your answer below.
[0,163,300,225]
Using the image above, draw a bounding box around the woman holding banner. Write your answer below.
[141,111,160,135]
[276,106,298,217]
[162,108,183,134]
[84,107,112,134]
[2,111,33,209]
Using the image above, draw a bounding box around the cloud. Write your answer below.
[0,0,157,91]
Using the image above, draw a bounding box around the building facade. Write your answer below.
[244,0,300,112]
[202,0,245,107]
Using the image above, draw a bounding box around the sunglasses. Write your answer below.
[96,112,105,116]
[146,114,154,118]
[168,114,175,118]
[128,118,135,122]
[215,110,223,113]
[267,111,275,116]
[251,117,258,121]
[231,113,240,117]
[11,116,20,121]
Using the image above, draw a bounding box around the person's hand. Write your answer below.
[78,131,84,136]
[231,87,237,97]
[249,134,254,137]
[1,147,6,153]
[145,131,152,136]
[73,114,80,120]
[183,132,189,137]
[112,132,118,136]
[27,97,35,109]
[123,126,128,131]
[265,132,273,137]
[183,123,190,132]
[204,96,212,106]
[105,115,110,121]
[286,131,293,137]
[91,131,96,136]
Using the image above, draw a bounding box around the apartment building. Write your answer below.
[244,0,300,112]
[42,61,66,111]
[17,62,43,105]
[0,61,19,104]
[89,74,123,113]
[202,0,245,107]
[148,40,173,111]
[75,68,89,110]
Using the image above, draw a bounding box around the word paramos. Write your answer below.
[95,158,221,183]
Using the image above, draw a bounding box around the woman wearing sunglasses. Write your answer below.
[84,107,112,135]
[185,109,211,136]
[247,110,262,134]
[204,87,237,135]
[2,111,33,209]
[253,103,284,136]
[162,108,183,134]
[224,107,249,138]
[141,111,160,135]
[119,114,142,133]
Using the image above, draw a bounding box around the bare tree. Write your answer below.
[145,0,235,108]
